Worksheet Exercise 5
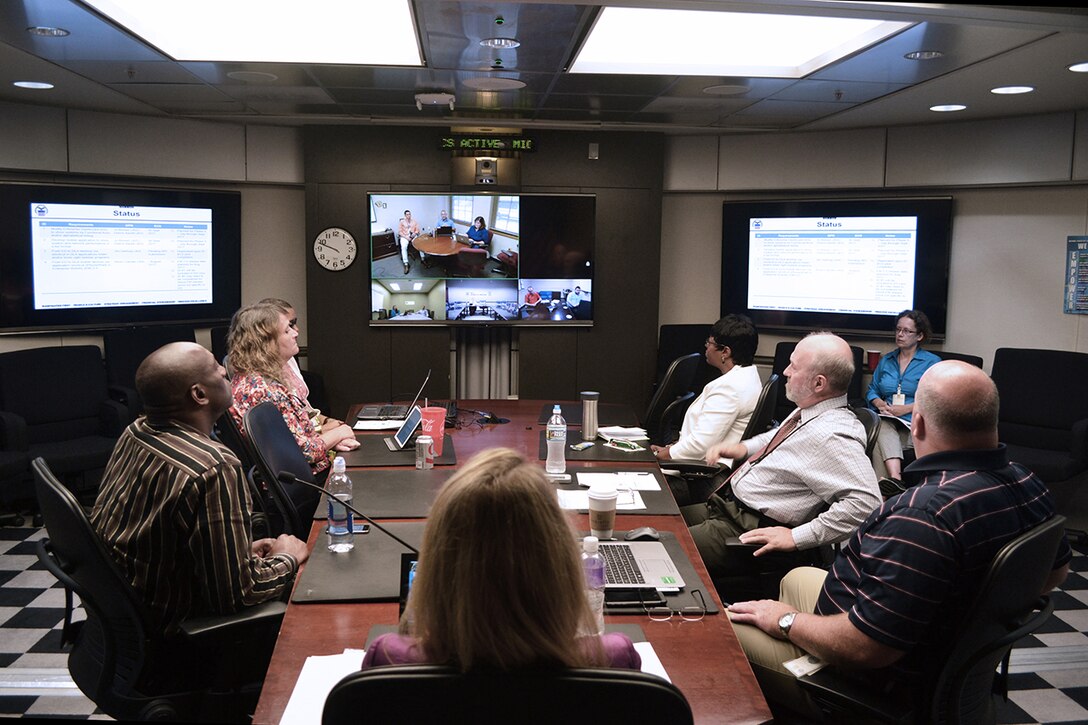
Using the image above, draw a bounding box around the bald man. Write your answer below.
[685,332,880,575]
[92,342,308,636]
[727,361,1071,718]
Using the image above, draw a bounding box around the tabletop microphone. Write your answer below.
[276,471,419,554]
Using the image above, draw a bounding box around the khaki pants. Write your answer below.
[729,566,828,718]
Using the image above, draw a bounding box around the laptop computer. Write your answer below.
[384,405,423,451]
[434,225,453,236]
[357,369,431,420]
[598,541,685,592]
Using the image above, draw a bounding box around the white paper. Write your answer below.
[635,641,671,683]
[557,489,646,511]
[353,419,404,431]
[577,471,661,491]
[598,426,649,441]
[280,650,365,725]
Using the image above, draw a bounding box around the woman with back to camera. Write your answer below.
[651,314,763,504]
[866,309,941,480]
[362,448,641,671]
[466,216,489,249]
[228,303,359,487]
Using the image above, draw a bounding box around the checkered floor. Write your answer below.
[0,524,1085,722]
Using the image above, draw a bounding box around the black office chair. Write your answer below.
[102,325,197,411]
[655,324,718,397]
[798,514,1066,724]
[32,457,286,722]
[243,401,320,536]
[0,346,137,493]
[644,352,702,446]
[213,412,274,539]
[322,664,694,725]
[852,405,880,457]
[934,349,984,368]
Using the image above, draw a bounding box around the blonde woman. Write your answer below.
[363,448,641,671]
[228,303,358,483]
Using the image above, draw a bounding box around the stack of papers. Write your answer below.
[597,426,649,442]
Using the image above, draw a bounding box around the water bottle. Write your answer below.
[545,404,566,473]
[582,536,606,635]
[326,456,354,552]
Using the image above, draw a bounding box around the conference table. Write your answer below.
[411,232,475,256]
[252,400,772,725]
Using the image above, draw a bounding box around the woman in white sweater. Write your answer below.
[652,314,763,465]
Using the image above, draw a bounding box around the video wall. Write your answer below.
[368,193,595,326]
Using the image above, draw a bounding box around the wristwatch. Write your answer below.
[778,611,798,640]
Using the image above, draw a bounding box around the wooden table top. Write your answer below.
[252,400,772,725]
[411,233,472,256]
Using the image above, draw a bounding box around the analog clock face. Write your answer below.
[313,227,357,271]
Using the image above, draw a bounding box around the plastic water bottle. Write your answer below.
[582,536,606,635]
[545,404,567,473]
[326,456,354,553]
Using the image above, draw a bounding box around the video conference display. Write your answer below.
[369,193,594,326]
[0,183,241,331]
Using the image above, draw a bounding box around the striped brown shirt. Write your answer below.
[91,417,297,634]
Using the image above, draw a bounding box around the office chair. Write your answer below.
[934,349,984,368]
[32,457,287,722]
[644,352,702,446]
[456,247,488,276]
[852,405,880,457]
[322,664,694,725]
[242,401,319,537]
[0,345,137,493]
[798,514,1066,724]
[102,325,197,411]
[654,324,718,398]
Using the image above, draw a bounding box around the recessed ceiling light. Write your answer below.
[462,77,526,91]
[227,71,279,83]
[13,81,54,90]
[1068,61,1088,73]
[389,282,401,291]
[930,104,966,113]
[412,282,423,290]
[480,37,520,49]
[990,85,1034,95]
[904,50,943,61]
[26,26,70,37]
[570,7,910,77]
[80,0,422,65]
[702,84,750,96]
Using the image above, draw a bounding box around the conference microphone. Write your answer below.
[276,471,418,554]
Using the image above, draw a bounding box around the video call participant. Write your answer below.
[363,448,641,671]
[436,209,455,233]
[866,309,940,480]
[397,209,421,275]
[466,216,489,248]
[228,303,358,495]
[685,332,880,576]
[727,361,1071,719]
[523,286,542,305]
[653,315,763,504]
[91,342,308,692]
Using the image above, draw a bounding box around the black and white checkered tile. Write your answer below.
[1,524,1086,722]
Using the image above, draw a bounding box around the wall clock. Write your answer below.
[313,227,357,271]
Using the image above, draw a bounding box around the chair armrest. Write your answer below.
[797,668,913,724]
[178,600,287,645]
[0,410,29,451]
[99,399,134,437]
[107,384,139,416]
[666,459,726,479]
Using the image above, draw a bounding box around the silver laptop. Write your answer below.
[384,405,423,450]
[358,369,430,420]
[598,541,685,592]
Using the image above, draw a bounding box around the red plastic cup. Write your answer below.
[420,407,446,456]
[867,350,881,371]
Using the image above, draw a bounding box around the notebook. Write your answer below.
[599,541,685,591]
[357,369,430,420]
[384,406,422,450]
